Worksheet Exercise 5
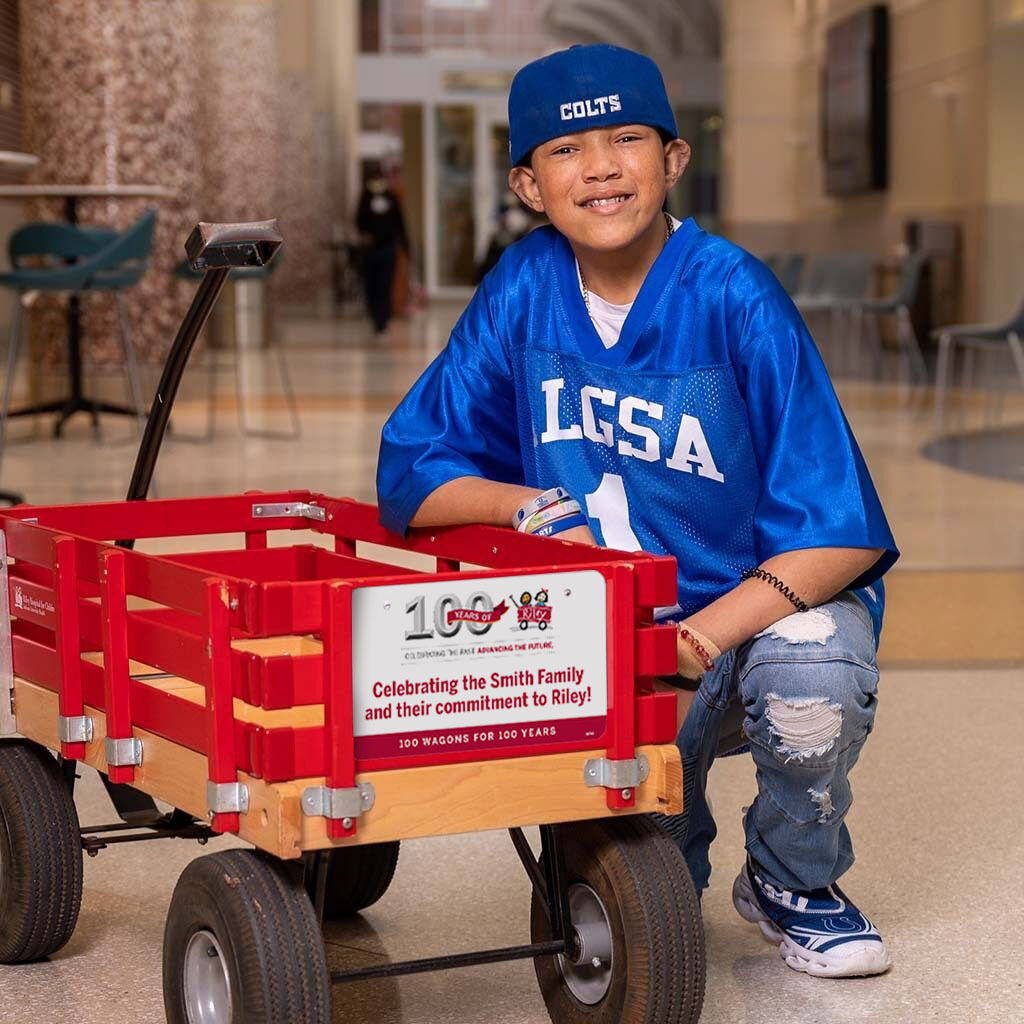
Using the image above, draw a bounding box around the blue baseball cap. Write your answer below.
[508,44,678,167]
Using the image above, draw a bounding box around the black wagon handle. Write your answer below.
[122,220,284,512]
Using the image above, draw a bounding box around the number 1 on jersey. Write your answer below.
[585,472,642,551]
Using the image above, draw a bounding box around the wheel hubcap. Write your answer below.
[183,929,232,1024]
[558,883,614,1005]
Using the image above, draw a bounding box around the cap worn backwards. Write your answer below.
[508,44,677,167]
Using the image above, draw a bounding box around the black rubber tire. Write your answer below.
[0,740,83,963]
[322,841,400,919]
[531,817,706,1024]
[163,848,331,1024]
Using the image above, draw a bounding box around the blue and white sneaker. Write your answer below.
[732,859,892,977]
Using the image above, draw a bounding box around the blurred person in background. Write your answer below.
[379,43,900,982]
[474,190,539,284]
[356,162,408,333]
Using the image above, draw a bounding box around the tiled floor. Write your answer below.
[1,304,1022,1022]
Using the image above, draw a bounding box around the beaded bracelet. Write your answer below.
[741,567,809,613]
[677,626,715,672]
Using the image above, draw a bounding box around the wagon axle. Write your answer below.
[80,818,214,858]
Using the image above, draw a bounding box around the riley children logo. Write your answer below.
[559,94,621,121]
[12,584,55,618]
[510,589,552,631]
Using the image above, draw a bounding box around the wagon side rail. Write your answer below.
[0,490,678,609]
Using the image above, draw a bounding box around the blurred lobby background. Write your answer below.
[0,2,1022,1023]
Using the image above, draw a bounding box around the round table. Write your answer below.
[0,184,178,437]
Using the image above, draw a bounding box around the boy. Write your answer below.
[376,44,898,978]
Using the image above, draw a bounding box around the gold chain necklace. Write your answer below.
[579,211,675,313]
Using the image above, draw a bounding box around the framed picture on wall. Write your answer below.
[822,3,889,195]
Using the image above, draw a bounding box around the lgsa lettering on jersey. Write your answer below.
[559,94,622,121]
[539,377,725,482]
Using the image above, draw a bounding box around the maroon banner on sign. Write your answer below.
[355,714,606,759]
[447,600,509,625]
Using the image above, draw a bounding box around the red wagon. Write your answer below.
[0,223,705,1024]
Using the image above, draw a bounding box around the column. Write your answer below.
[19,0,201,366]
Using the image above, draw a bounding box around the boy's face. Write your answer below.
[508,124,690,253]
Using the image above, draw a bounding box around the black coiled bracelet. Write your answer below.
[741,567,809,613]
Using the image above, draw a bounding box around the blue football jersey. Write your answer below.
[376,220,898,637]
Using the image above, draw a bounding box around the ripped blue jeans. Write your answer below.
[662,591,881,894]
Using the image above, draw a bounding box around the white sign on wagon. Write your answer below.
[351,570,608,759]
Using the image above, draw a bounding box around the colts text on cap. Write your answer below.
[559,94,621,121]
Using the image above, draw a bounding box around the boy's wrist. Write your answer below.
[676,623,721,680]
[493,485,546,527]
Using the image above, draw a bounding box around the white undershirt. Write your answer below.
[576,215,683,349]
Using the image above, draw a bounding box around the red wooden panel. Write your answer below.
[77,602,208,687]
[233,650,322,709]
[54,537,86,759]
[12,632,59,689]
[635,623,678,677]
[635,690,678,746]
[0,490,313,541]
[604,564,636,810]
[1,518,56,569]
[166,545,311,582]
[311,547,423,581]
[99,550,135,782]
[322,583,357,839]
[205,581,241,834]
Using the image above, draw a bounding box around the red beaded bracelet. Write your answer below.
[678,626,715,672]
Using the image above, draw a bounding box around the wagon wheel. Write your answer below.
[0,740,83,963]
[531,816,705,1024]
[163,849,330,1024]
[319,841,400,919]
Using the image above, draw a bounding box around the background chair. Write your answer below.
[773,252,806,297]
[851,249,930,384]
[794,252,872,370]
[932,295,1024,424]
[0,210,155,484]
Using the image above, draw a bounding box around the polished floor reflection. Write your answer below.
[0,304,1021,1023]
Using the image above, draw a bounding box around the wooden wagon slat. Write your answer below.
[12,678,682,859]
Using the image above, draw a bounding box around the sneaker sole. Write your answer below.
[732,870,892,978]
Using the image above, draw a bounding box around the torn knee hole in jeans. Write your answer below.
[807,785,835,823]
[764,694,843,763]
[756,608,836,645]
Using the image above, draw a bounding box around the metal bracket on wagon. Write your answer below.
[57,714,94,745]
[301,782,375,822]
[583,754,650,791]
[105,736,143,768]
[251,501,326,522]
[206,780,250,816]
